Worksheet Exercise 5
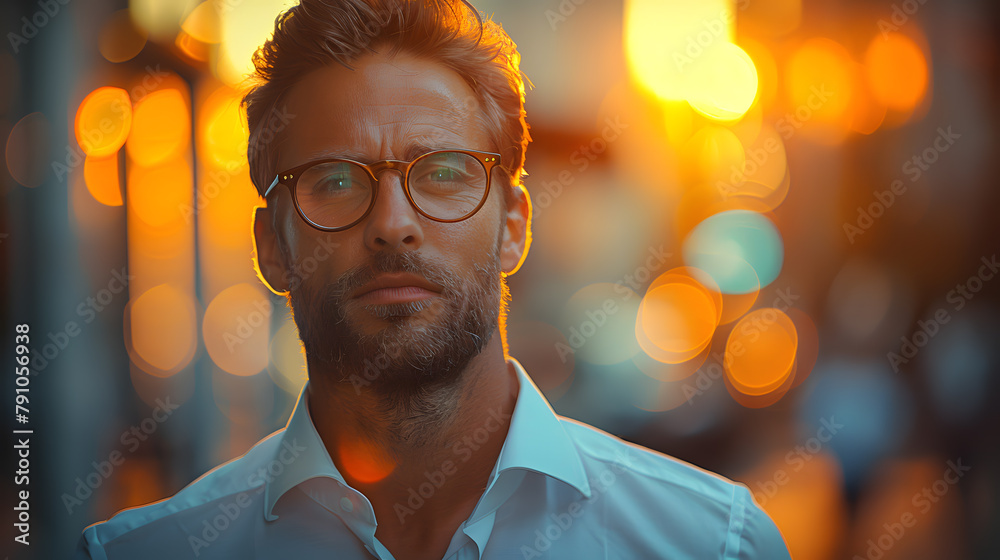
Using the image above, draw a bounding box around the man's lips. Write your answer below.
[356,286,438,304]
[352,273,442,305]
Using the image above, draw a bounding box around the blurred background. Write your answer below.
[2,0,999,558]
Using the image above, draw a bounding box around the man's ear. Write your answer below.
[500,184,531,276]
[253,206,290,295]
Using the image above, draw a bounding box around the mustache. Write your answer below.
[325,251,460,306]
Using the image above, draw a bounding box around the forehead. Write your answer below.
[277,51,491,166]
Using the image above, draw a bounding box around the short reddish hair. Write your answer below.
[243,0,531,201]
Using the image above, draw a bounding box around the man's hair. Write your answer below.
[243,0,530,201]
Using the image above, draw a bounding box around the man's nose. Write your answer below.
[362,170,424,251]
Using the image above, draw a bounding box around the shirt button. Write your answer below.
[340,496,354,512]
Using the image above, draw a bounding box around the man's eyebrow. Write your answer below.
[300,148,370,162]
[301,141,459,164]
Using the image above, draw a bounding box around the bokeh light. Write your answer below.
[203,283,272,376]
[181,1,223,44]
[800,362,915,487]
[218,0,294,86]
[83,155,124,206]
[724,307,798,400]
[865,32,929,113]
[198,85,248,169]
[785,37,854,142]
[129,0,199,41]
[127,283,198,376]
[128,159,194,227]
[687,42,760,122]
[98,9,148,63]
[75,87,132,158]
[634,269,722,366]
[683,209,784,294]
[127,87,190,167]
[6,111,49,187]
[337,433,397,484]
[625,0,757,121]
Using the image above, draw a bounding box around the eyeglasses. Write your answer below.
[264,149,502,232]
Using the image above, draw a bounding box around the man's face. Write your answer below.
[256,51,526,394]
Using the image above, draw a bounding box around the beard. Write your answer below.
[288,231,508,405]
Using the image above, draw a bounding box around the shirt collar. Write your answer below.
[263,357,592,522]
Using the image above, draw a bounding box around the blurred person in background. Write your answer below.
[74,0,790,558]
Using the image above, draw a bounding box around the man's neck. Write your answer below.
[306,335,519,540]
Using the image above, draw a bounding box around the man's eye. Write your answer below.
[428,167,463,181]
[318,175,356,190]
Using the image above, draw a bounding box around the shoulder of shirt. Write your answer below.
[556,414,750,507]
[79,426,286,546]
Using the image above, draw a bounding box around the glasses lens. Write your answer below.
[295,161,372,228]
[408,152,488,220]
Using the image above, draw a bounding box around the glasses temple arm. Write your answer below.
[264,175,280,198]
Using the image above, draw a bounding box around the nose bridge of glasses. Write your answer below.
[368,159,410,182]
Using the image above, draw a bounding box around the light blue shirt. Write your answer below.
[75,358,790,559]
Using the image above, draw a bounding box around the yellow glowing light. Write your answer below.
[687,43,759,122]
[83,155,123,206]
[176,30,210,62]
[218,0,294,86]
[128,159,193,227]
[128,87,190,167]
[681,125,746,186]
[75,87,132,158]
[181,1,222,43]
[625,0,734,99]
[129,0,199,41]
[198,86,248,169]
[625,0,756,121]
[719,125,790,211]
[865,33,929,112]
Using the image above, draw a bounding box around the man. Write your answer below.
[76,0,790,558]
